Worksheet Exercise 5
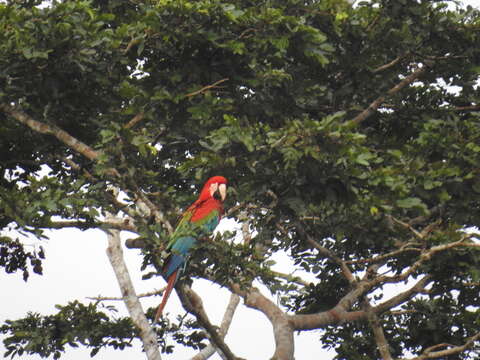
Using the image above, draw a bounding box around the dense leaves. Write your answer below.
[1,0,479,359]
[0,301,136,359]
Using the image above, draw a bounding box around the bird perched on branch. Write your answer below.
[155,176,228,321]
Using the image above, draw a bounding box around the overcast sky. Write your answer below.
[1,1,479,359]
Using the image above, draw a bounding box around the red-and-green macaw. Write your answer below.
[154,176,228,321]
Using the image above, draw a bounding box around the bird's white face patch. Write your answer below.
[210,182,227,201]
[210,182,218,197]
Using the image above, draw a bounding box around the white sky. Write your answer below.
[1,0,480,359]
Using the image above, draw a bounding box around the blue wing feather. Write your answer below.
[162,208,220,279]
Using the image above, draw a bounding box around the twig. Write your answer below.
[372,53,411,73]
[350,63,432,126]
[185,78,229,98]
[270,270,311,287]
[88,287,166,302]
[301,230,355,284]
[403,332,480,360]
[124,112,145,129]
[346,247,422,265]
[387,215,424,239]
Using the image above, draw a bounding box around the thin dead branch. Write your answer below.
[350,63,432,126]
[88,287,166,302]
[185,78,229,98]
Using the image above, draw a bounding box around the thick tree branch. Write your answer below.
[191,293,240,360]
[104,214,161,360]
[289,279,370,330]
[229,284,294,360]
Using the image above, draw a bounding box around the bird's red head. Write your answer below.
[198,176,228,202]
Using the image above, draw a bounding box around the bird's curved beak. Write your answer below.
[218,183,227,202]
[211,183,227,202]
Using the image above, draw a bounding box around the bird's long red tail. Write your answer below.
[154,270,178,322]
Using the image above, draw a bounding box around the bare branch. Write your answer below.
[350,63,431,126]
[104,214,161,360]
[377,234,478,284]
[303,232,355,284]
[1,103,100,161]
[372,53,411,73]
[124,112,145,129]
[346,247,422,265]
[270,270,311,287]
[401,332,480,360]
[230,284,295,360]
[387,215,424,240]
[87,287,166,301]
[177,285,243,360]
[374,275,432,314]
[185,78,229,98]
[364,300,393,360]
[191,294,240,360]
[44,218,137,233]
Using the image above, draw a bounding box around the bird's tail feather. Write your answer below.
[154,270,178,322]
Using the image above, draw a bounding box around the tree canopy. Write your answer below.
[1,0,479,359]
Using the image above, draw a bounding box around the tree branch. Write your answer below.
[124,112,145,129]
[350,63,431,126]
[185,78,229,98]
[374,275,432,314]
[372,52,411,73]
[377,234,478,284]
[229,284,295,360]
[363,300,393,360]
[270,270,311,287]
[1,103,100,161]
[87,287,166,302]
[299,227,355,284]
[177,285,242,360]
[44,218,138,233]
[402,332,480,360]
[104,213,161,360]
[191,293,240,360]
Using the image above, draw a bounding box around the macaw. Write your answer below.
[154,176,228,321]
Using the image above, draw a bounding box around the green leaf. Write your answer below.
[396,197,424,209]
